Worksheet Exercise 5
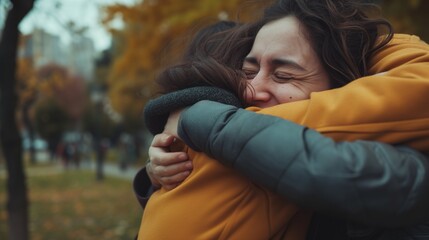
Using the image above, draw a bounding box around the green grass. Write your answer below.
[0,168,142,240]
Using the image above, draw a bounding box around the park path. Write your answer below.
[0,161,141,181]
[83,162,141,180]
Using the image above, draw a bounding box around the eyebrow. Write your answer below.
[244,56,307,72]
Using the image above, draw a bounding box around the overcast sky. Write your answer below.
[14,0,137,52]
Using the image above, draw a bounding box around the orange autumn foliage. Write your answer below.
[35,64,87,122]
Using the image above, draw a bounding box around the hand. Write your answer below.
[163,109,183,138]
[146,133,192,190]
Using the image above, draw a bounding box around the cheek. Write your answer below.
[308,78,330,93]
[275,85,308,103]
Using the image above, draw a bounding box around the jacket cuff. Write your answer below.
[133,167,157,208]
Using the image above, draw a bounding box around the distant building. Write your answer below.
[24,28,66,67]
[69,35,95,81]
[18,28,95,81]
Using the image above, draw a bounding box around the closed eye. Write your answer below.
[273,72,294,82]
[243,69,258,80]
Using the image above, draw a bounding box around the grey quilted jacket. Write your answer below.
[178,100,429,238]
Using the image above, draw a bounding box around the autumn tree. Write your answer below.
[33,64,87,157]
[380,0,429,41]
[36,64,87,121]
[0,0,35,239]
[53,74,87,123]
[82,99,117,180]
[81,48,121,180]
[33,98,70,153]
[101,0,271,133]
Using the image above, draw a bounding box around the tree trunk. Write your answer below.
[23,100,36,164]
[0,1,34,240]
[96,141,105,181]
[93,102,105,181]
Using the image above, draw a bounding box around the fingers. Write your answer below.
[147,133,193,190]
[146,162,161,189]
[147,157,192,190]
[151,152,191,183]
[158,170,192,191]
[151,133,177,148]
[149,142,188,166]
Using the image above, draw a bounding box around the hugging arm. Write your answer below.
[178,100,429,227]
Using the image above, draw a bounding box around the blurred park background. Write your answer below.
[0,0,428,239]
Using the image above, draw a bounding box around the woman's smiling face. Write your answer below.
[243,16,330,108]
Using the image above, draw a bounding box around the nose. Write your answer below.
[246,73,271,105]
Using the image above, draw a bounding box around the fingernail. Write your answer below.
[178,154,187,161]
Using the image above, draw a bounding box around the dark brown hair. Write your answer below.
[156,21,254,104]
[182,20,239,62]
